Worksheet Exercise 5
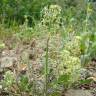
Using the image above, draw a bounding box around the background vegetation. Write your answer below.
[0,0,96,96]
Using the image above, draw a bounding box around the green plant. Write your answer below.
[2,71,15,89]
[64,36,81,57]
[18,75,32,93]
[0,1,96,96]
[80,0,95,65]
[40,4,62,34]
[44,36,50,96]
[59,50,81,84]
[0,42,5,49]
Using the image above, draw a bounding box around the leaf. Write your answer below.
[18,75,30,92]
[0,43,5,49]
[49,92,60,96]
[79,79,92,85]
[57,74,70,85]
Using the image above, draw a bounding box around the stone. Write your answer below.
[65,89,93,96]
[0,56,17,68]
[21,51,29,63]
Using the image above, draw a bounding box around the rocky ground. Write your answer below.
[0,38,96,96]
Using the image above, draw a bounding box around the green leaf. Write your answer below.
[18,75,30,92]
[57,74,70,85]
[49,92,60,96]
[79,79,92,84]
[0,43,5,49]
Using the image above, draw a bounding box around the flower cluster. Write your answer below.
[41,5,62,28]
[59,49,81,82]
[64,36,81,57]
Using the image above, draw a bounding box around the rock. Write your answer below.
[2,50,16,57]
[0,56,17,68]
[21,51,29,63]
[79,68,89,79]
[65,89,93,96]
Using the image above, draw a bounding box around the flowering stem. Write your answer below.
[45,36,49,96]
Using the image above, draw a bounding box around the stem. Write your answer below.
[45,37,49,96]
[82,0,92,65]
[85,1,92,54]
[84,1,91,33]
